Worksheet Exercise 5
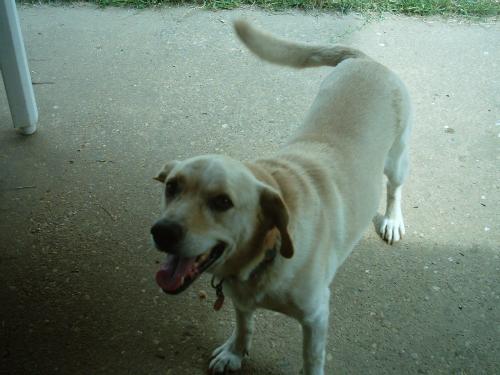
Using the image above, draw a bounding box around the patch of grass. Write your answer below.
[204,0,497,17]
[23,0,500,17]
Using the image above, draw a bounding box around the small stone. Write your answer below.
[198,290,208,300]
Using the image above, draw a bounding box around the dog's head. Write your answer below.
[151,155,294,294]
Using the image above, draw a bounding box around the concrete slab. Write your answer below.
[0,4,498,374]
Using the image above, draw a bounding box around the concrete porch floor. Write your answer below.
[0,5,498,374]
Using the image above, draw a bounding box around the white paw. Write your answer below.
[374,214,405,245]
[209,341,243,374]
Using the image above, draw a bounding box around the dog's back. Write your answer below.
[236,20,411,265]
[234,20,410,146]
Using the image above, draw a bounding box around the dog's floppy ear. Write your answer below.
[153,161,178,183]
[260,187,294,258]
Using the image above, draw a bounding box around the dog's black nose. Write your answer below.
[151,219,185,251]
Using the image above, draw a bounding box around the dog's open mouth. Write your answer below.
[155,242,226,294]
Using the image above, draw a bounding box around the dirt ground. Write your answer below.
[0,4,499,375]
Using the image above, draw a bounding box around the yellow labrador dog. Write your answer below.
[151,20,411,375]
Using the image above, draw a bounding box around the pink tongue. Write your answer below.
[156,254,197,292]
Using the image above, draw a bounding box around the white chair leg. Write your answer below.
[0,0,38,135]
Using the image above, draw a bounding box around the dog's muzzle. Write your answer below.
[150,218,185,253]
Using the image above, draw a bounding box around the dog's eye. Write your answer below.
[210,194,233,212]
[165,180,179,198]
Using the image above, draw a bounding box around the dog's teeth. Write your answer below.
[197,253,209,263]
[180,276,185,284]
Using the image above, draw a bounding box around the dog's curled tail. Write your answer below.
[234,20,368,69]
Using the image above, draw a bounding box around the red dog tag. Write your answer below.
[213,294,225,311]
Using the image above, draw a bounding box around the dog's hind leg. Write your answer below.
[209,306,255,374]
[374,121,411,244]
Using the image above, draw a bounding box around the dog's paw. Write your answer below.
[209,341,244,374]
[374,214,405,245]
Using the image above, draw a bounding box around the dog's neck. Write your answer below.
[236,227,281,282]
[248,234,280,280]
[215,228,281,285]
[210,230,280,311]
[224,228,281,279]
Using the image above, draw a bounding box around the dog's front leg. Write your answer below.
[300,289,330,375]
[209,305,255,374]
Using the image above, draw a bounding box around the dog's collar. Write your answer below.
[246,230,280,282]
[210,235,280,311]
[249,246,278,280]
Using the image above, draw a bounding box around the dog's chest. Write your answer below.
[225,279,300,316]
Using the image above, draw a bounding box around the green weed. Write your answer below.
[22,0,500,17]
